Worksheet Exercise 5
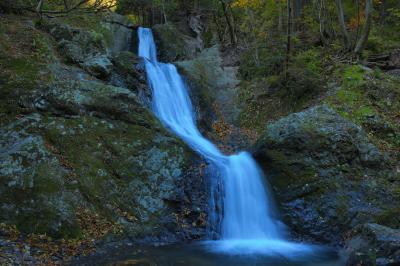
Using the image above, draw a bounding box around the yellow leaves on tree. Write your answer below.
[232,0,263,9]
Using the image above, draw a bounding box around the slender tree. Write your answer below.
[335,0,351,50]
[219,0,237,46]
[354,0,373,54]
[277,0,283,32]
[285,0,292,76]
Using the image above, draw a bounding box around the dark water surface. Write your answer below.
[73,242,345,266]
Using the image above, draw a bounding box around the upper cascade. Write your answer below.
[138,27,158,62]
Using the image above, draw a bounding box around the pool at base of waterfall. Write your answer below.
[72,241,345,266]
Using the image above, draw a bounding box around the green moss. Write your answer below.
[342,65,366,88]
[265,149,318,189]
[293,48,323,75]
[0,17,54,126]
[375,206,400,228]
[16,210,82,239]
[153,22,190,61]
[326,65,400,161]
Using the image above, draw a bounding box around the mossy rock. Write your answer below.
[254,105,399,243]
[152,22,200,62]
[0,104,203,240]
[327,66,400,159]
[0,14,207,243]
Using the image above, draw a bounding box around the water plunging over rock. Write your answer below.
[138,27,316,256]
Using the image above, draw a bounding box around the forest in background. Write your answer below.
[2,0,400,72]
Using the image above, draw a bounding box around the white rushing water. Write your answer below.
[138,27,314,256]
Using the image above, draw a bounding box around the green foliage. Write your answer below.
[294,48,323,75]
[342,65,365,88]
[280,48,325,109]
[327,66,400,152]
[239,47,285,80]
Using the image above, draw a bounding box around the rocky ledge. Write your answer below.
[0,14,208,264]
[254,105,399,264]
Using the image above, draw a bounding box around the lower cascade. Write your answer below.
[138,27,314,256]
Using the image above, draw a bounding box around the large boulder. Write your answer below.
[345,223,400,265]
[0,15,208,243]
[39,15,136,80]
[254,105,399,243]
[0,79,207,241]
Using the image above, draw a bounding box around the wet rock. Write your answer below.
[254,105,398,243]
[345,223,400,266]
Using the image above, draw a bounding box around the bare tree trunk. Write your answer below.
[285,0,292,77]
[354,0,373,54]
[292,0,299,31]
[162,0,167,24]
[36,0,44,18]
[220,0,236,46]
[318,0,327,44]
[379,0,386,25]
[277,0,283,32]
[246,8,260,67]
[353,0,360,50]
[335,0,350,50]
[213,11,224,44]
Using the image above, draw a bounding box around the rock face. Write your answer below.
[345,223,400,265]
[0,14,207,244]
[176,46,241,125]
[152,22,202,62]
[254,105,399,243]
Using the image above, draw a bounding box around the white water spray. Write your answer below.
[138,27,314,255]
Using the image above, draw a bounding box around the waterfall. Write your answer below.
[138,27,313,255]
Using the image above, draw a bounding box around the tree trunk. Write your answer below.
[277,0,283,32]
[162,0,167,24]
[213,11,224,44]
[379,0,386,25]
[36,0,44,18]
[220,0,236,46]
[335,0,350,50]
[285,0,292,77]
[353,0,360,50]
[354,0,373,55]
[319,0,327,44]
[246,8,260,67]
